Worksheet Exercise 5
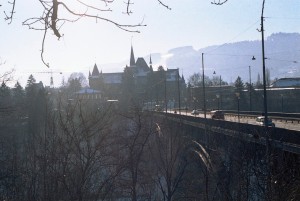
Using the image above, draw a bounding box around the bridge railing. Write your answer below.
[154,111,300,154]
[222,110,300,123]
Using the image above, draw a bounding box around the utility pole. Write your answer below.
[201,53,209,201]
[177,68,181,115]
[260,0,268,129]
[259,0,272,199]
[165,71,167,113]
[219,75,222,110]
[202,53,207,119]
[249,66,252,111]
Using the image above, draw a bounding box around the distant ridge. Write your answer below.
[100,32,300,83]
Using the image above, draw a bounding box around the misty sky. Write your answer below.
[1,0,300,87]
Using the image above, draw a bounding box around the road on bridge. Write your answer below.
[169,110,300,131]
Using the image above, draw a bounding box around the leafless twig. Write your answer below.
[157,0,171,10]
[211,0,229,5]
[4,0,170,68]
[4,0,16,24]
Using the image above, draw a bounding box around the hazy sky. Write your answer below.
[1,0,300,87]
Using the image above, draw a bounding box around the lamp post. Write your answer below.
[202,53,207,119]
[260,0,268,129]
[235,92,240,123]
[184,98,188,115]
[216,94,220,110]
[165,70,167,113]
[259,1,273,199]
[202,53,210,201]
[280,94,284,113]
[177,68,181,115]
[249,63,254,111]
[213,71,222,110]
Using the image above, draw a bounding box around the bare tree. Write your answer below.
[114,106,157,200]
[44,96,123,200]
[2,0,170,67]
[0,69,15,85]
[148,120,189,201]
[11,89,124,201]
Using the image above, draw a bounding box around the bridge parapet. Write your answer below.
[154,112,300,155]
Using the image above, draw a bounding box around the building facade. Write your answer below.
[88,46,186,109]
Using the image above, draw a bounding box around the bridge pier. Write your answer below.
[155,113,300,200]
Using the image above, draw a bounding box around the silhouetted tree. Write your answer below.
[148,120,189,201]
[116,109,156,200]
[211,75,228,86]
[0,82,11,106]
[26,74,36,87]
[256,73,263,89]
[188,73,212,87]
[234,76,244,93]
[157,65,165,71]
[266,68,271,87]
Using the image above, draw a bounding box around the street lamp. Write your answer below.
[235,92,240,123]
[260,1,272,199]
[202,53,207,119]
[280,94,284,113]
[249,65,253,111]
[184,98,188,115]
[164,70,167,113]
[216,94,220,110]
[177,68,181,115]
[213,71,222,110]
[260,0,268,129]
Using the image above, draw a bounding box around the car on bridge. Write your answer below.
[191,109,200,115]
[255,116,275,127]
[211,110,225,120]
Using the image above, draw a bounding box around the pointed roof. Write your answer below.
[92,64,100,76]
[136,57,149,71]
[149,54,153,72]
[130,46,135,66]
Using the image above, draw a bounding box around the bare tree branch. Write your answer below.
[4,0,16,24]
[0,68,15,84]
[51,0,61,38]
[76,0,112,12]
[3,0,170,67]
[157,0,171,10]
[211,0,229,5]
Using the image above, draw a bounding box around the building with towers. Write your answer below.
[88,46,186,108]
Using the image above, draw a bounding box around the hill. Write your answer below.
[101,32,300,84]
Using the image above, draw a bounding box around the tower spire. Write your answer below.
[149,54,153,72]
[92,63,100,76]
[130,45,135,66]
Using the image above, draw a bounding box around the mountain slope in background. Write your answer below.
[100,32,300,84]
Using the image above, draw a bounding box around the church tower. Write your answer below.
[149,54,153,72]
[92,63,100,76]
[130,45,136,67]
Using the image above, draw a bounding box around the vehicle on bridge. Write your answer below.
[155,105,162,111]
[211,110,225,120]
[191,109,200,115]
[255,116,275,127]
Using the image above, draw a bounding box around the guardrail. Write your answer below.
[222,110,300,124]
[152,109,300,123]
[153,111,300,154]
